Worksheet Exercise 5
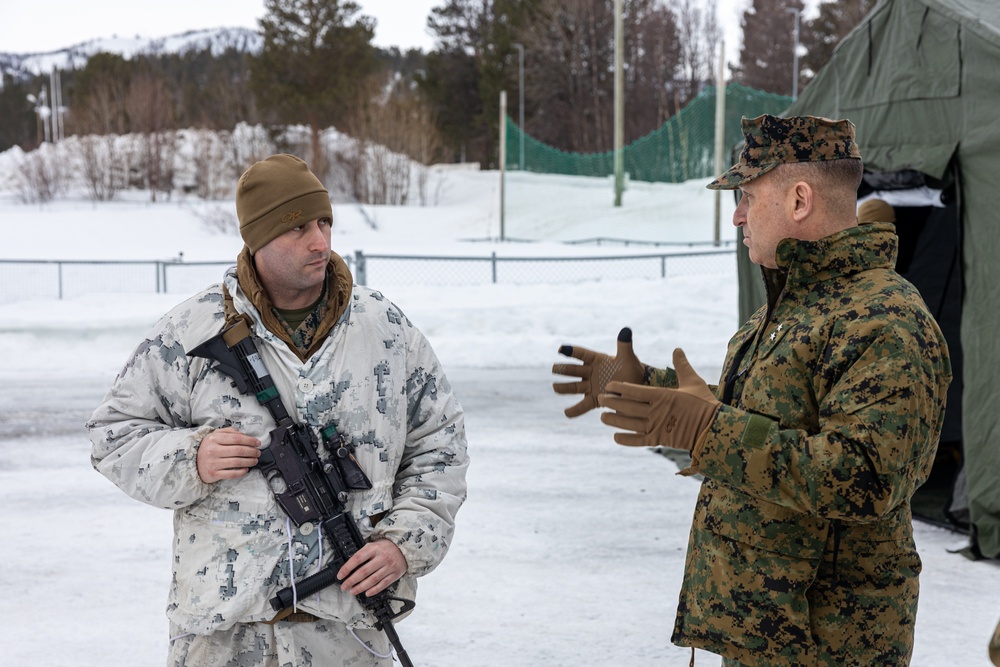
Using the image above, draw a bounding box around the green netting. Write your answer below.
[505,83,792,183]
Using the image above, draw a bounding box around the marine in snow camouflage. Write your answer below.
[87,255,469,638]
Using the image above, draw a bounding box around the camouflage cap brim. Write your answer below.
[706,161,780,190]
[706,114,861,191]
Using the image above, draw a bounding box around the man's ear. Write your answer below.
[790,181,813,222]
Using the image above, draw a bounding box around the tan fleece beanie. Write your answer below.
[236,154,333,254]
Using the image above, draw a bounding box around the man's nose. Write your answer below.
[733,197,747,227]
[306,222,330,249]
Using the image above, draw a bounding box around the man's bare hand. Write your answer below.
[337,539,408,598]
[196,427,261,483]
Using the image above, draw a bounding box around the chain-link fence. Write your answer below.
[0,260,235,303]
[0,248,735,303]
[353,249,735,287]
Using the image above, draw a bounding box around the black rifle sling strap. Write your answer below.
[189,320,416,667]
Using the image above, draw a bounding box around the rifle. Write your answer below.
[189,319,416,666]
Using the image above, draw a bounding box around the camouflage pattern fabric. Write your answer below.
[87,264,469,638]
[168,619,391,666]
[274,290,329,353]
[644,365,678,388]
[670,223,951,666]
[231,247,352,362]
[721,659,750,667]
[707,114,862,191]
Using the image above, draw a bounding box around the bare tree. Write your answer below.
[76,75,127,137]
[340,74,446,206]
[16,145,65,203]
[126,70,177,201]
[78,135,128,201]
[189,130,236,200]
[626,1,684,133]
[74,68,130,201]
[229,123,277,178]
[672,0,721,102]
[515,0,685,153]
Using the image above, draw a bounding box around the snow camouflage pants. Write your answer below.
[168,620,392,667]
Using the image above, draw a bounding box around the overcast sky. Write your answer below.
[0,0,440,54]
[2,0,813,63]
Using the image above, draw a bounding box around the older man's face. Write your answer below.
[733,171,798,269]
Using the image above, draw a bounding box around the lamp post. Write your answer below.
[513,43,525,171]
[786,7,801,100]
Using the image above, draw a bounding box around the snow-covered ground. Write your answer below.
[0,166,996,666]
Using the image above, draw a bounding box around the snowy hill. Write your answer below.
[0,26,260,79]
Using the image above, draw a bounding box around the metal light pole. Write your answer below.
[513,43,525,171]
[499,90,507,241]
[613,0,624,207]
[713,39,726,247]
[787,7,801,100]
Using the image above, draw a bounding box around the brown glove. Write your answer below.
[552,327,644,418]
[598,348,720,449]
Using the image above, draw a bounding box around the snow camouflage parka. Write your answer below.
[87,255,469,635]
[667,223,951,666]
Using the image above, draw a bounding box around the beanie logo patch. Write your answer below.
[281,210,304,224]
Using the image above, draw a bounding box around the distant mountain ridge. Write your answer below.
[0,27,261,79]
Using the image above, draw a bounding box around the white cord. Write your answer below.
[315,523,324,604]
[285,517,299,609]
[169,632,194,642]
[349,625,393,659]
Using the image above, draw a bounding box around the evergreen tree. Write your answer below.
[732,0,805,96]
[423,0,541,167]
[0,74,42,151]
[416,48,483,163]
[168,47,258,130]
[251,0,377,176]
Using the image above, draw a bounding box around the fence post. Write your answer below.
[491,251,497,284]
[661,255,666,278]
[355,250,367,286]
[58,262,63,299]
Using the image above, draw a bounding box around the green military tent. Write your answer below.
[735,0,1000,557]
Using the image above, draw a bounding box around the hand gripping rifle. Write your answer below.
[189,319,416,666]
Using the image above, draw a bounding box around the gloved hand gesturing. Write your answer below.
[552,327,644,418]
[598,348,720,450]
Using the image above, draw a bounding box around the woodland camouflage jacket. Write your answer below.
[87,258,469,635]
[669,223,951,666]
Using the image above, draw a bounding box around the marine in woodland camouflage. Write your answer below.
[707,114,862,190]
[87,255,469,637]
[651,224,951,666]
